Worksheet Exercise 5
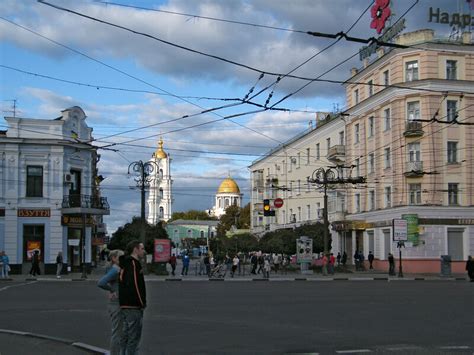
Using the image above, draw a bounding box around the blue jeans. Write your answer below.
[121,308,143,355]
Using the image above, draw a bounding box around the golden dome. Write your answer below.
[217,177,240,194]
[154,138,168,159]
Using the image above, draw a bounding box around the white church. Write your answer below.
[208,176,243,218]
[147,139,172,223]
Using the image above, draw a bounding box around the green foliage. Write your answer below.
[170,210,217,222]
[216,203,250,237]
[108,217,169,254]
[220,233,259,254]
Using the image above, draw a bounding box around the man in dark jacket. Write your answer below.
[466,255,474,282]
[119,240,146,354]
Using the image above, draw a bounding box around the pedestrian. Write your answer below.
[353,250,360,271]
[336,252,341,267]
[257,254,264,274]
[29,250,41,276]
[225,254,232,275]
[1,251,10,279]
[98,249,124,355]
[169,253,177,276]
[198,253,205,275]
[388,253,396,276]
[329,253,336,274]
[282,254,289,274]
[322,254,328,276]
[263,255,271,278]
[231,255,239,277]
[273,253,281,274]
[204,253,210,276]
[368,251,374,269]
[181,253,190,276]
[341,251,347,266]
[466,255,474,282]
[56,251,63,279]
[250,252,257,274]
[119,240,147,355]
[358,251,365,271]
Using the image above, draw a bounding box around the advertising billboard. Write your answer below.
[154,239,171,263]
[296,236,313,263]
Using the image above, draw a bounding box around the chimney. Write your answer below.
[462,32,472,44]
[377,47,385,58]
[351,67,358,76]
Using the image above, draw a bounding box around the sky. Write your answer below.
[0,0,470,234]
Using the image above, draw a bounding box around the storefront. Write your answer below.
[62,215,93,272]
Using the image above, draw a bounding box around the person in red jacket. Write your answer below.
[119,240,146,354]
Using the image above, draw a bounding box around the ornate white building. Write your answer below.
[147,139,172,223]
[209,177,243,218]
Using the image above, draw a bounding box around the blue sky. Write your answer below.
[0,0,468,233]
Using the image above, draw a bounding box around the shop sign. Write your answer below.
[402,214,419,246]
[18,209,50,218]
[393,219,408,241]
[68,239,80,246]
[26,241,42,260]
[429,7,474,28]
[359,19,406,61]
[62,215,94,226]
[154,239,171,263]
[92,237,104,246]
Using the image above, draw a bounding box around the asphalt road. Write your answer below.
[0,280,473,354]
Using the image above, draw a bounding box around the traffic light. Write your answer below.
[263,199,275,216]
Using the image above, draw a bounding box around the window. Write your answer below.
[339,131,345,145]
[447,228,464,260]
[326,138,331,154]
[446,60,457,80]
[447,141,458,163]
[368,116,374,137]
[368,80,373,96]
[288,157,293,172]
[447,100,457,122]
[316,202,321,219]
[448,183,459,205]
[383,70,389,86]
[354,124,360,143]
[385,186,391,208]
[306,205,311,221]
[355,193,361,213]
[355,158,360,177]
[384,148,391,168]
[384,108,391,131]
[407,101,420,121]
[26,166,43,197]
[408,142,421,162]
[289,182,293,197]
[159,188,164,198]
[316,144,320,160]
[297,207,302,222]
[405,60,419,81]
[369,153,375,173]
[369,190,375,211]
[306,148,310,164]
[297,153,301,168]
[354,89,359,104]
[409,183,422,205]
[297,180,301,195]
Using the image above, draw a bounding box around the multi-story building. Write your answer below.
[249,113,347,248]
[0,106,109,274]
[339,29,474,273]
[147,139,172,223]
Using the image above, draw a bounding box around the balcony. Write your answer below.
[62,194,110,215]
[327,145,345,162]
[405,161,424,177]
[404,121,424,137]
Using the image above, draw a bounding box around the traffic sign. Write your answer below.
[274,198,284,208]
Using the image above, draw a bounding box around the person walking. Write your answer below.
[341,251,347,267]
[368,251,374,269]
[336,252,341,267]
[98,249,124,355]
[353,250,360,271]
[204,254,210,276]
[466,255,474,282]
[119,240,147,355]
[250,252,257,274]
[231,255,239,278]
[1,251,10,279]
[263,255,271,278]
[322,254,328,276]
[181,253,190,276]
[169,254,177,276]
[29,250,41,276]
[329,253,336,275]
[359,251,365,271]
[56,251,63,279]
[388,253,396,276]
[257,254,264,274]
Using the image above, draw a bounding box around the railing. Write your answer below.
[62,194,110,211]
[404,121,423,136]
[327,145,345,160]
[405,161,423,176]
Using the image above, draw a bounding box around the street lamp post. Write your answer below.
[128,160,159,246]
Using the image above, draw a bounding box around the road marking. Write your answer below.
[0,281,37,292]
[336,350,372,354]
[386,346,423,351]
[439,346,471,350]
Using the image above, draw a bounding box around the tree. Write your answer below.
[216,203,250,237]
[108,217,169,254]
[169,210,217,222]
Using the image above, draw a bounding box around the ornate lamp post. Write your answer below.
[128,160,159,246]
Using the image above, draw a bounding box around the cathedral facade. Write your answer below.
[147,139,172,223]
[209,176,243,218]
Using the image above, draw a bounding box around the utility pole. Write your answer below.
[128,160,158,246]
[307,166,365,256]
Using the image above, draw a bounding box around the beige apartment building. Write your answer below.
[340,29,474,273]
[250,113,348,250]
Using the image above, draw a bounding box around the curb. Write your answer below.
[0,329,109,354]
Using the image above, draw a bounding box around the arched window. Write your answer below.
[159,169,164,179]
[159,207,164,219]
[187,229,193,237]
[200,231,204,238]
[225,198,230,207]
[159,188,164,199]
[218,198,222,208]
[210,232,214,238]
